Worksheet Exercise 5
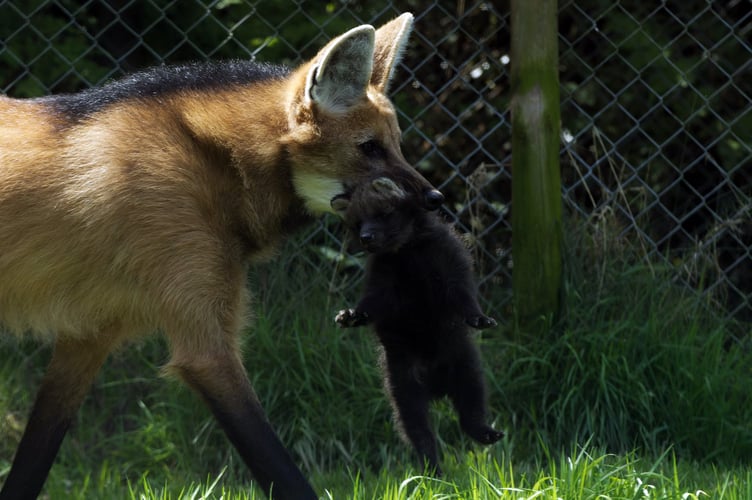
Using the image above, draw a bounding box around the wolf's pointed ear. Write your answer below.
[371,177,406,198]
[370,13,414,93]
[305,25,375,114]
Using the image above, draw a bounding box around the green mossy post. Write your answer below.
[510,0,563,329]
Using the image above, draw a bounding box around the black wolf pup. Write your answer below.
[332,177,503,473]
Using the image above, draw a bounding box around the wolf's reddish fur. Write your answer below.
[0,13,438,500]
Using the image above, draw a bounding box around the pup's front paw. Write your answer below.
[335,308,368,328]
[465,315,497,329]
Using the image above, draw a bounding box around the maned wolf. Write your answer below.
[332,178,502,474]
[0,13,443,500]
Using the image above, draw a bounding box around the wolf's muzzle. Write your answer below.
[424,189,445,210]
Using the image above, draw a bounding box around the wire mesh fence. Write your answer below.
[1,0,749,321]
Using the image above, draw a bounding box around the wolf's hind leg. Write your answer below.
[0,333,120,500]
[381,349,442,474]
[447,342,504,445]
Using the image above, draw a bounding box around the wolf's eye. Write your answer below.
[359,140,387,160]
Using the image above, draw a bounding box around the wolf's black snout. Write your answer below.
[424,189,445,210]
[360,231,375,246]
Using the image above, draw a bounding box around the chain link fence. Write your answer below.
[1,0,749,321]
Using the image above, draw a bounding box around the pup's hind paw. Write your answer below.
[335,308,369,328]
[467,425,505,445]
[465,315,497,329]
[481,428,505,445]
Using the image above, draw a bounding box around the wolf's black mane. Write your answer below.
[41,60,291,120]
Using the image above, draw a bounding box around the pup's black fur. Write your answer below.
[332,178,503,473]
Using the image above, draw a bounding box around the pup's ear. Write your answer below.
[330,194,351,214]
[305,25,375,114]
[370,13,413,93]
[371,177,406,198]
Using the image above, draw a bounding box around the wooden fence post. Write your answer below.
[510,0,563,329]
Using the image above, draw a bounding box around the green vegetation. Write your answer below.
[1,2,748,497]
[1,213,750,499]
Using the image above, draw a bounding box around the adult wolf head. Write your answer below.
[281,13,444,214]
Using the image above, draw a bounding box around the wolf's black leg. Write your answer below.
[1,336,116,500]
[446,341,503,445]
[173,351,316,499]
[380,348,442,474]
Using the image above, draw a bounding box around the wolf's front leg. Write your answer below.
[335,307,370,328]
[446,284,497,330]
[169,333,316,500]
[452,289,497,329]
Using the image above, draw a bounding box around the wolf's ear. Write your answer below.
[370,13,413,93]
[371,177,406,198]
[330,194,351,214]
[305,25,375,114]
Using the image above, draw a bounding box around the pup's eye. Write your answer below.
[359,140,387,160]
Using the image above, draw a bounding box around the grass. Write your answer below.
[1,216,751,498]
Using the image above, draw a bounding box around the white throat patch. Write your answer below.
[292,171,345,215]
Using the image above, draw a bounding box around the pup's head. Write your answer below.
[282,13,443,215]
[331,177,426,253]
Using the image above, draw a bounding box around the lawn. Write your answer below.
[1,222,750,499]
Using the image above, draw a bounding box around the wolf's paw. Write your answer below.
[465,315,497,330]
[466,424,505,445]
[335,308,368,328]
